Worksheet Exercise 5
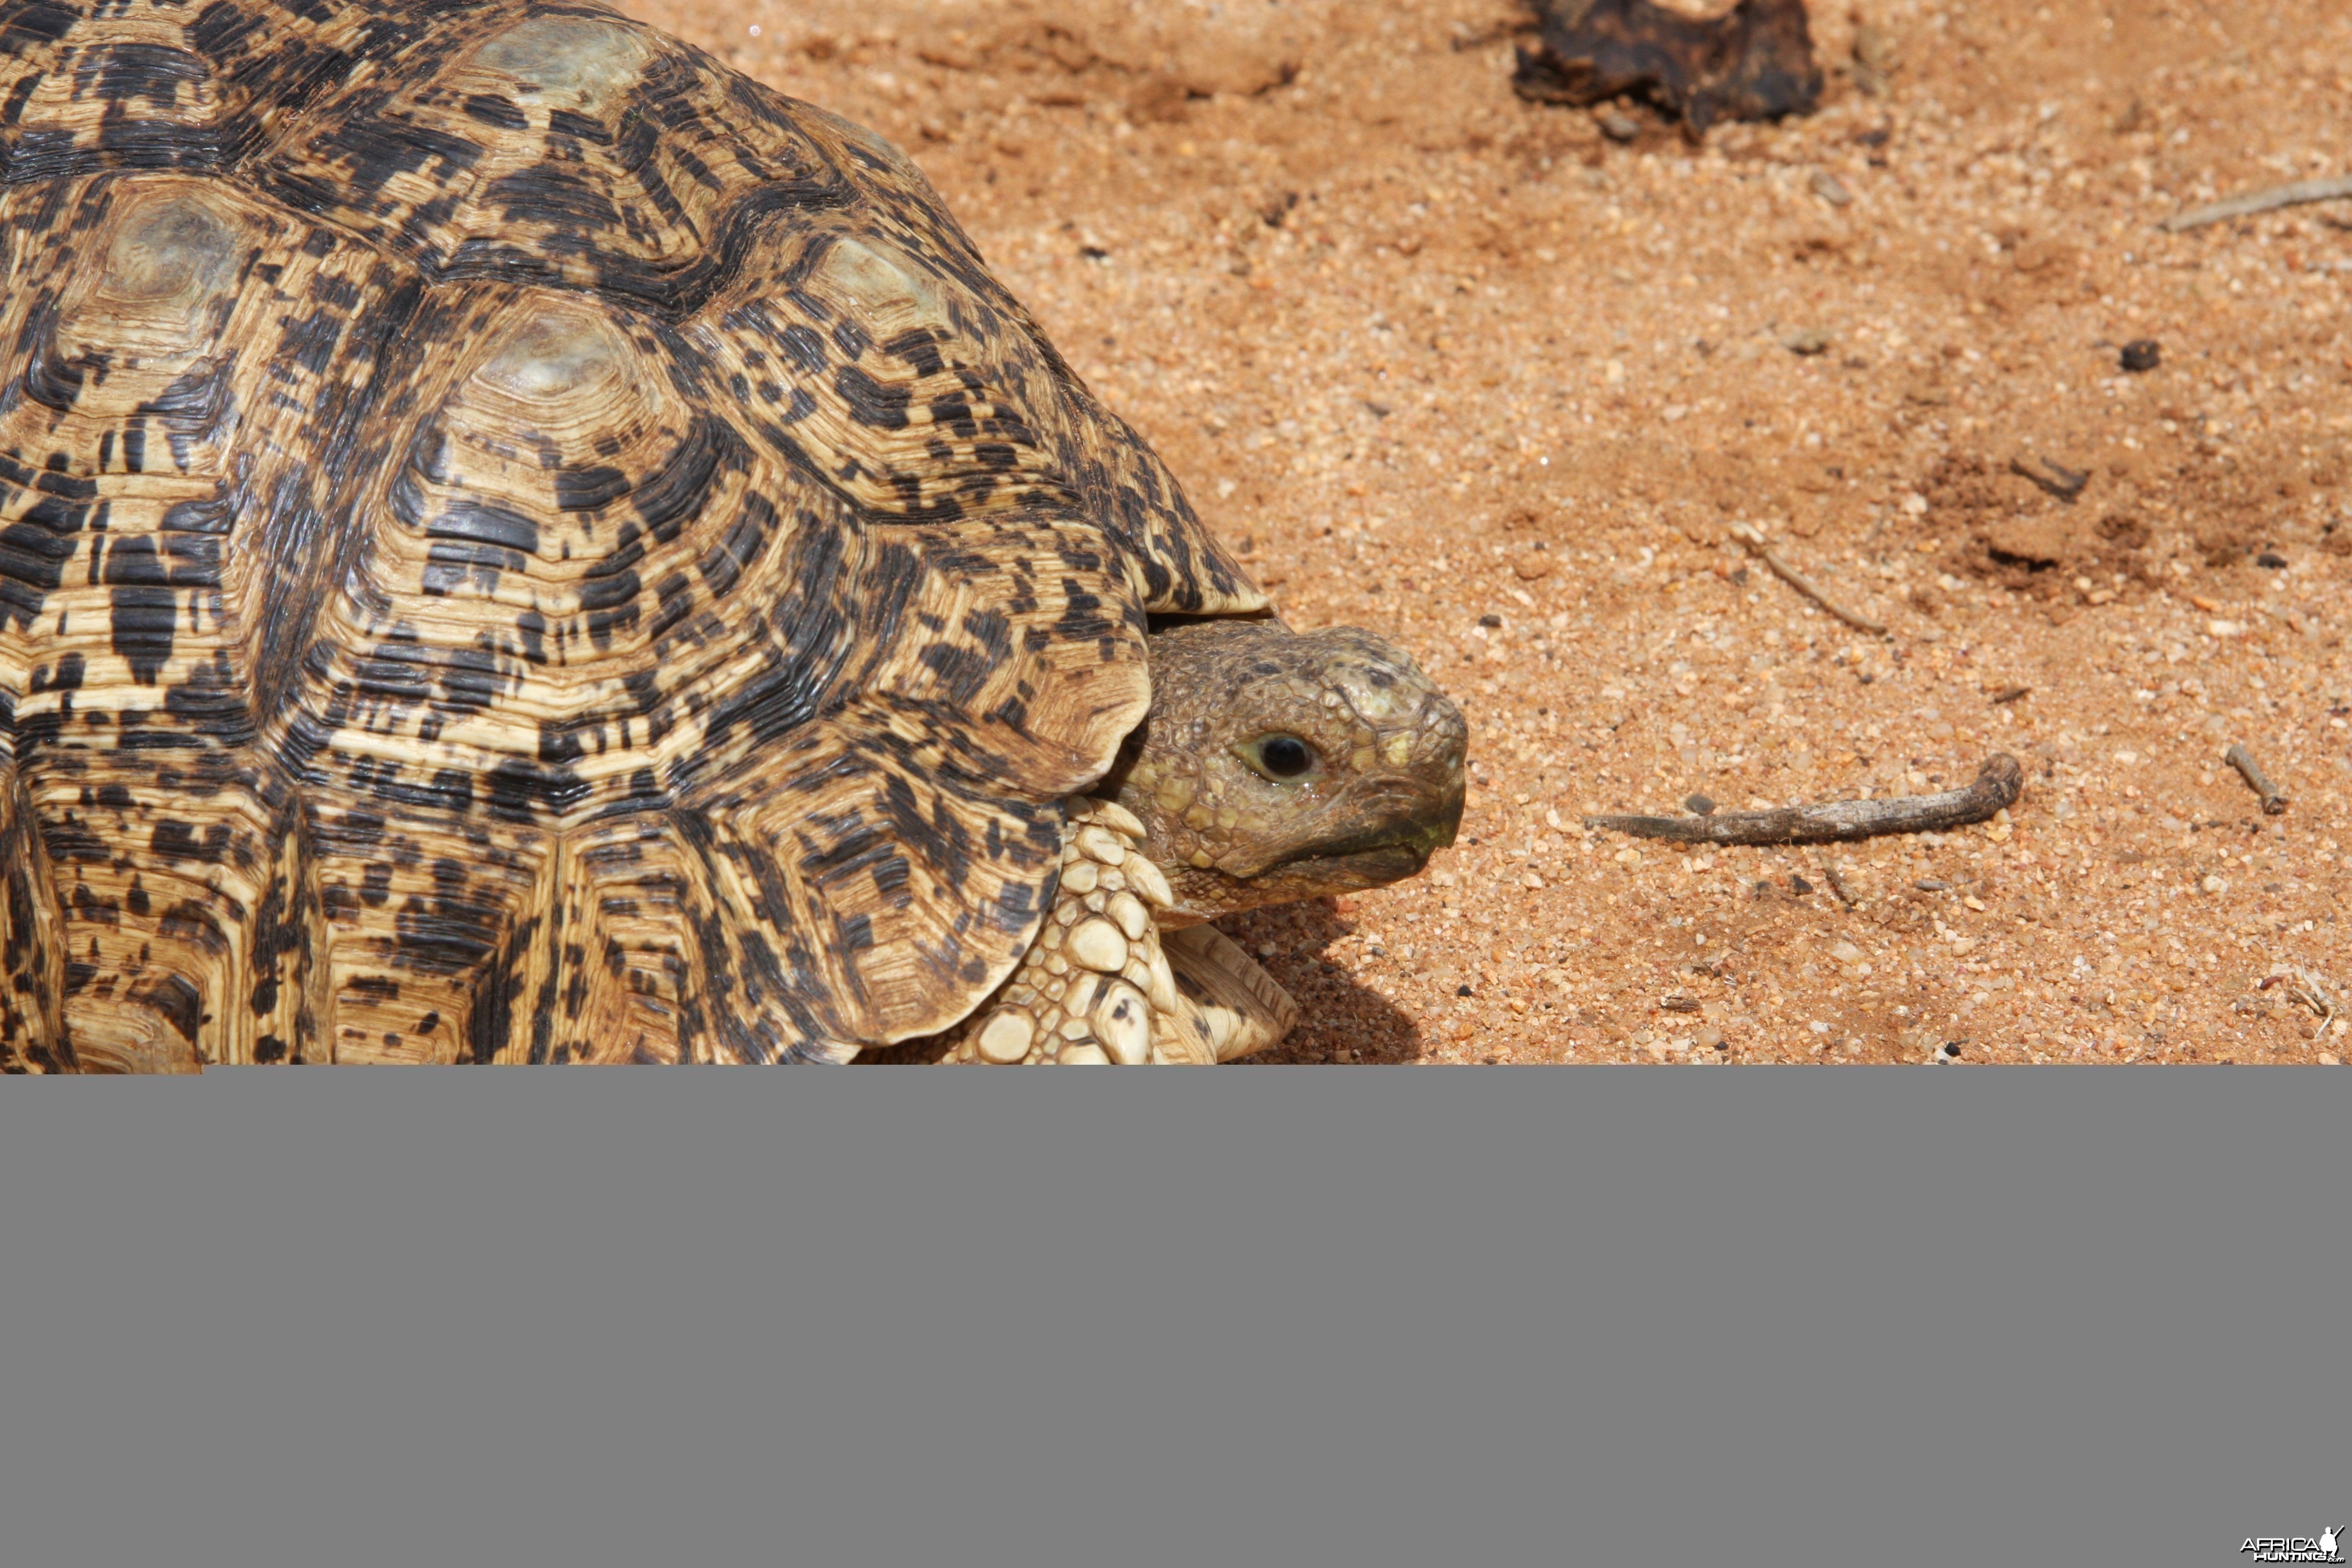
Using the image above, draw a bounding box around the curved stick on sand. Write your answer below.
[2159,174,2352,233]
[1585,754,2024,846]
[1729,523,1889,635]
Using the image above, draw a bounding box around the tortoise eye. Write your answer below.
[1241,733,1317,780]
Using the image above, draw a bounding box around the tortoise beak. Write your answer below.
[1229,770,1466,887]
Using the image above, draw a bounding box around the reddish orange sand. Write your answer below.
[624,0,2350,1063]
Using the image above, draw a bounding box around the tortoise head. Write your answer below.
[1102,619,1468,924]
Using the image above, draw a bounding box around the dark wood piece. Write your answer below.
[1586,754,2025,846]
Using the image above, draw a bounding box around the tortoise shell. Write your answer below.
[0,0,1265,1070]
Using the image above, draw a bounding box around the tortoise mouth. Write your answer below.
[1227,783,1465,883]
[1265,843,1431,892]
[1158,792,1465,923]
[1244,792,1464,892]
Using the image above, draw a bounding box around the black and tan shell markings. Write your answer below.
[0,0,1264,1070]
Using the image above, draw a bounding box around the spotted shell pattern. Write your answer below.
[0,0,1265,1070]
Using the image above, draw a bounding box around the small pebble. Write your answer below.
[1809,169,1853,206]
[1783,328,1830,356]
[1684,792,1716,815]
[2118,338,2161,373]
[1478,612,1503,629]
[1512,552,1553,580]
[1596,106,1640,142]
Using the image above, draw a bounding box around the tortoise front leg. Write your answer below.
[947,799,1184,1063]
[945,800,1297,1064]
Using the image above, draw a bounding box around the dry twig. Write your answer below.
[2285,970,2337,1034]
[2223,743,2288,815]
[1586,754,2023,846]
[2160,174,2352,232]
[1728,523,1889,634]
[2009,453,2088,504]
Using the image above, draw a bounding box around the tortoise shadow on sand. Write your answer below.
[1213,900,1428,1064]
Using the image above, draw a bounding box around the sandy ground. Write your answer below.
[622,0,2351,1064]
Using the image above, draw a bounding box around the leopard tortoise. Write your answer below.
[0,0,1466,1070]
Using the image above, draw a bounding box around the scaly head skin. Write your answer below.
[1103,619,1468,925]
